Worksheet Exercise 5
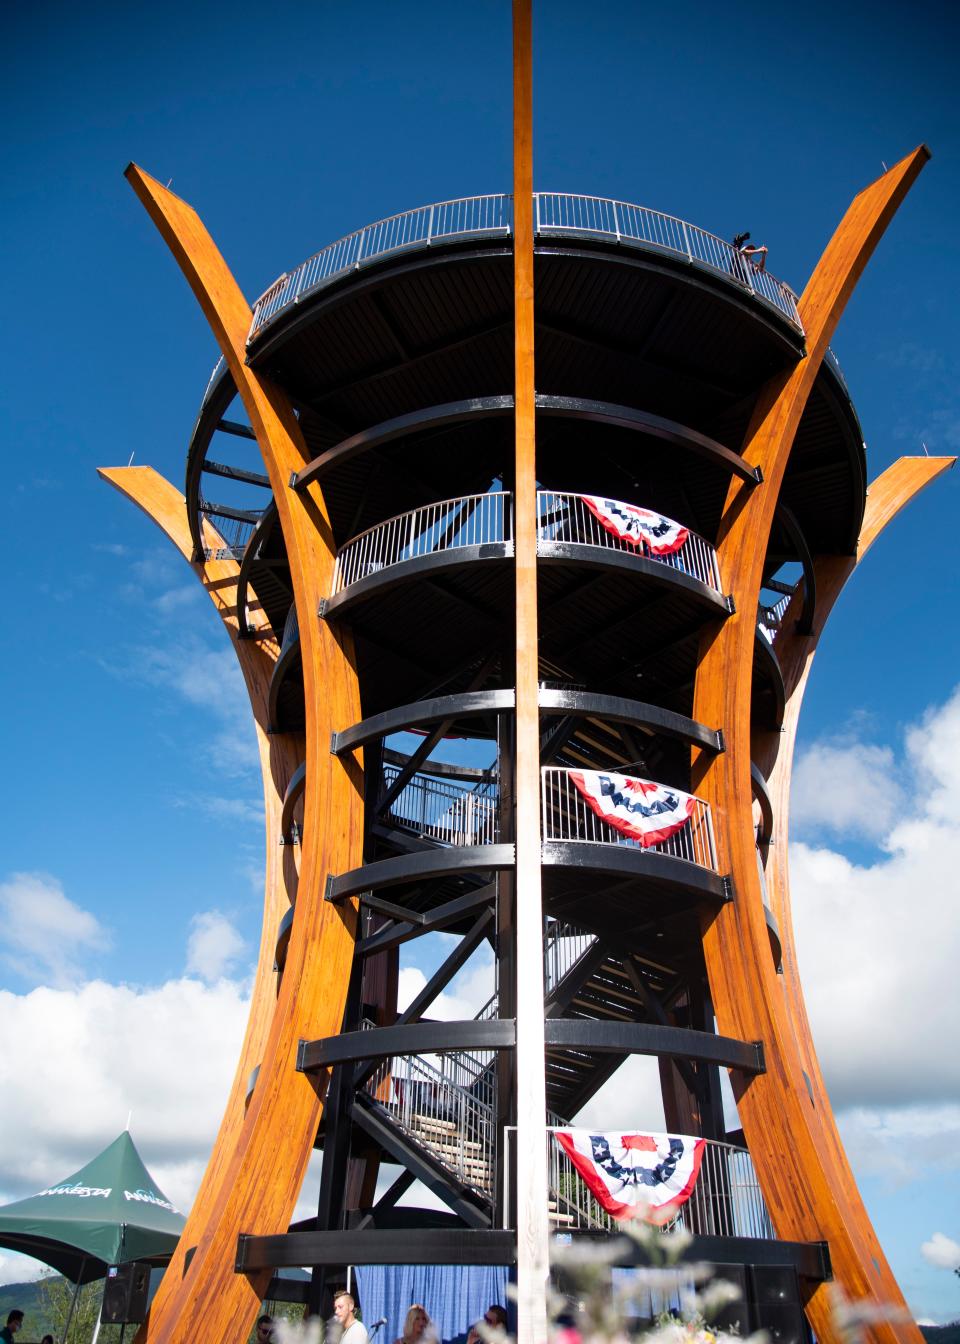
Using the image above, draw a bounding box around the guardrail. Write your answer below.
[537,491,722,594]
[247,193,801,342]
[330,490,717,599]
[535,1129,773,1237]
[380,764,499,847]
[331,492,512,595]
[362,1047,496,1198]
[541,767,718,871]
[758,590,792,644]
[198,498,261,560]
[544,919,598,991]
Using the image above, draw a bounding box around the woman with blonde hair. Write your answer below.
[394,1303,431,1344]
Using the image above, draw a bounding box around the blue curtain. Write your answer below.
[354,1264,510,1344]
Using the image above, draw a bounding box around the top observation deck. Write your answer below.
[247,192,802,346]
[189,188,866,629]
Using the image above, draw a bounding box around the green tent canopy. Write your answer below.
[0,1131,185,1283]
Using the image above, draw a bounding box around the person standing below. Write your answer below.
[394,1303,431,1344]
[730,231,768,281]
[333,1291,369,1344]
[256,1316,275,1342]
[467,1304,508,1344]
[0,1311,23,1343]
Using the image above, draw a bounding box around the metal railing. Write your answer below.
[540,1130,773,1238]
[535,193,798,324]
[537,491,722,594]
[248,193,801,341]
[380,764,499,847]
[541,768,718,872]
[198,499,261,560]
[544,919,599,992]
[331,492,513,596]
[362,1049,496,1198]
[330,490,718,600]
[758,591,792,644]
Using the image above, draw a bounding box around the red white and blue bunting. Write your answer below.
[569,770,696,848]
[580,496,689,556]
[554,1129,705,1224]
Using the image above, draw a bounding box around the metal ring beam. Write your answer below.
[291,395,515,490]
[321,543,513,620]
[535,394,761,485]
[539,688,723,752]
[541,840,727,903]
[267,607,303,734]
[291,390,759,493]
[752,625,787,729]
[327,847,516,902]
[542,1019,765,1074]
[298,1019,516,1071]
[537,541,732,612]
[280,761,306,843]
[323,540,731,623]
[750,761,773,844]
[296,1017,761,1075]
[332,688,723,758]
[237,1228,517,1272]
[774,503,817,635]
[237,501,281,640]
[184,367,238,559]
[275,907,294,974]
[332,690,516,755]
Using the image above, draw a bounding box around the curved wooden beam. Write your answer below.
[122,165,364,1344]
[96,464,303,1295]
[753,453,954,1304]
[689,147,931,1344]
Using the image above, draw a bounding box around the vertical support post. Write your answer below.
[512,2,549,1341]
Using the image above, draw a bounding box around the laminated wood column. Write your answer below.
[122,167,364,1344]
[689,147,931,1344]
[753,453,954,1311]
[97,468,303,1278]
[512,3,550,1342]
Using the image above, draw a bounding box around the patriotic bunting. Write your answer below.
[569,770,696,847]
[555,1129,705,1224]
[580,495,689,556]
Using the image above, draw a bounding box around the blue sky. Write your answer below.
[1,0,959,1325]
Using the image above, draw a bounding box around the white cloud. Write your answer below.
[791,686,960,1109]
[791,740,901,841]
[835,1105,960,1187]
[397,953,494,1022]
[921,1232,960,1271]
[0,1249,46,1286]
[186,911,247,982]
[0,975,247,1210]
[173,793,264,826]
[573,1055,666,1131]
[0,872,106,988]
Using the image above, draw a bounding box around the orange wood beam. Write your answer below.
[689,147,931,1344]
[752,453,954,1302]
[97,465,303,1297]
[122,166,364,1344]
[512,4,550,1340]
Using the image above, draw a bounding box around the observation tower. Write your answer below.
[101,14,951,1344]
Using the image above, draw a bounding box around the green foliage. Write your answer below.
[921,1327,960,1344]
[35,1272,128,1344]
[245,1300,308,1344]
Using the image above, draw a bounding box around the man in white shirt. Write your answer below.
[334,1291,369,1344]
